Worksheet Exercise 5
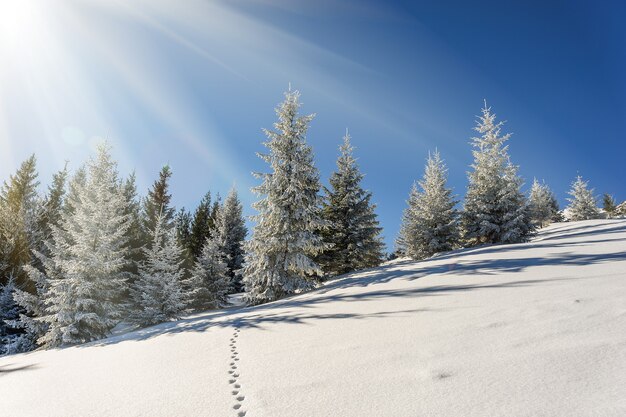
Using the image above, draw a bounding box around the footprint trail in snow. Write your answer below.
[228,326,246,416]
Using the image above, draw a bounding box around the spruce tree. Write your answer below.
[189,192,218,259]
[9,166,69,352]
[131,212,188,326]
[122,173,143,276]
[602,194,616,219]
[528,179,554,227]
[396,183,420,257]
[36,164,68,254]
[242,89,325,305]
[319,132,384,275]
[549,191,564,222]
[143,165,175,237]
[39,144,131,347]
[216,188,247,292]
[566,176,599,221]
[397,150,458,260]
[0,154,41,290]
[188,236,230,310]
[461,103,533,246]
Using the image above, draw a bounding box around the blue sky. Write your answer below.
[1,0,624,250]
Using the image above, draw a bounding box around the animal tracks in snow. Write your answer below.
[227,326,246,416]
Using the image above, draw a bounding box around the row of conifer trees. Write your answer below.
[0,88,618,353]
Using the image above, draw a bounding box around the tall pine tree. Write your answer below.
[528,179,553,227]
[397,150,458,260]
[131,212,189,326]
[242,89,325,305]
[216,187,247,292]
[188,236,230,310]
[189,192,219,259]
[318,131,384,276]
[461,103,534,246]
[143,165,175,237]
[566,176,598,221]
[39,144,131,347]
[0,154,41,290]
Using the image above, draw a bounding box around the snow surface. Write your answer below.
[1,219,625,417]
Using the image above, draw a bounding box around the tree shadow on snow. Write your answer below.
[0,363,38,375]
[81,220,626,348]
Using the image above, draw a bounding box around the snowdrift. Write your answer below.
[1,220,625,416]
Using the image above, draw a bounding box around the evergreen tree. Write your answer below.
[39,144,131,347]
[566,176,598,221]
[396,183,420,257]
[397,150,458,260]
[0,154,41,289]
[36,164,68,254]
[175,207,193,248]
[122,174,143,264]
[188,236,230,310]
[548,192,564,222]
[602,193,616,218]
[461,103,534,246]
[189,192,218,259]
[319,132,385,275]
[529,179,553,227]
[242,89,325,305]
[9,166,69,352]
[143,165,175,237]
[131,212,188,326]
[216,188,247,292]
[616,201,626,217]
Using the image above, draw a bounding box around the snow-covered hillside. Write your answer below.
[1,220,625,417]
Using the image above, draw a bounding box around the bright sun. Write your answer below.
[0,1,46,52]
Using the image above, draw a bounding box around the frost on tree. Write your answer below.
[528,179,554,227]
[397,150,458,259]
[566,176,599,221]
[461,103,534,246]
[318,131,384,276]
[216,188,247,292]
[188,236,230,310]
[39,144,131,347]
[0,154,42,292]
[132,212,189,326]
[243,89,325,305]
[0,276,20,354]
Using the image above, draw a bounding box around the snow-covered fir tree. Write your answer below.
[189,192,219,259]
[566,176,599,221]
[528,179,554,227]
[318,131,384,275]
[9,167,69,353]
[39,144,131,347]
[396,183,420,256]
[188,236,230,310]
[461,103,534,246]
[397,150,458,260]
[131,211,188,326]
[216,187,247,292]
[616,201,626,217]
[242,89,326,305]
[143,165,175,237]
[0,154,41,291]
[122,173,143,276]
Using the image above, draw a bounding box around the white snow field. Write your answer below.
[1,219,625,417]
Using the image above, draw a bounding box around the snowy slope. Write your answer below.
[1,220,625,417]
